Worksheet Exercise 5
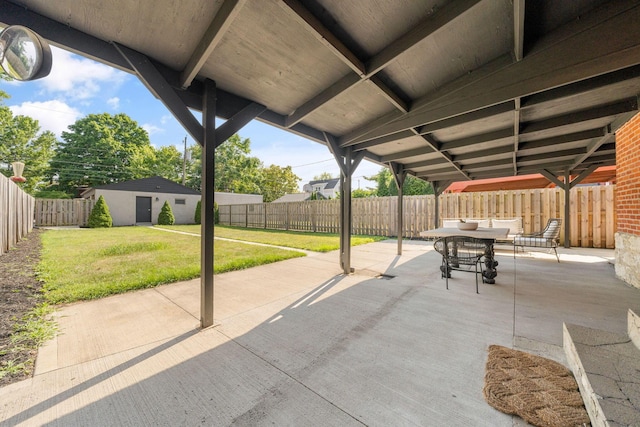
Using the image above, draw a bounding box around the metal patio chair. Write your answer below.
[513,218,562,262]
[434,236,485,293]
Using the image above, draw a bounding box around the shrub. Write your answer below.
[87,195,112,228]
[158,201,175,225]
[34,190,73,199]
[194,200,201,224]
[193,200,218,224]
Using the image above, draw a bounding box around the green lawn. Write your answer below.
[156,224,386,252]
[39,227,305,304]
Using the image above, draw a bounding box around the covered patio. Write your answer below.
[3,0,640,329]
[2,1,640,423]
[0,242,637,425]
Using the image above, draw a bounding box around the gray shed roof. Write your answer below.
[3,0,640,186]
[89,176,201,195]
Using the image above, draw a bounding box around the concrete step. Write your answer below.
[563,322,640,426]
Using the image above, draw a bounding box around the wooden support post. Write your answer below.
[201,79,216,328]
[564,169,571,248]
[325,132,364,274]
[390,162,406,255]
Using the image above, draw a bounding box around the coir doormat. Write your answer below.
[483,345,590,427]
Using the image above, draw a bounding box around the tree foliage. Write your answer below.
[87,195,112,228]
[351,188,376,198]
[367,168,433,196]
[313,172,335,181]
[0,90,57,193]
[260,164,300,202]
[130,144,183,182]
[49,113,151,192]
[185,134,301,201]
[214,134,262,194]
[158,201,175,225]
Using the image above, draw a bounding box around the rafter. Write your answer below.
[280,0,479,127]
[339,1,640,146]
[180,0,246,88]
[439,128,514,151]
[513,0,525,61]
[114,43,204,144]
[518,128,606,152]
[520,98,638,135]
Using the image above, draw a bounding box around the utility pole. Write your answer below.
[182,136,187,185]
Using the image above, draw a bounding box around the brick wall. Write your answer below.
[615,112,640,288]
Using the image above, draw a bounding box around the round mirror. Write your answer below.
[0,25,52,81]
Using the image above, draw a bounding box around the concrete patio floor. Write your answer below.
[1,240,638,426]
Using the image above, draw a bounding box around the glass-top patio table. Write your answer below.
[420,227,510,284]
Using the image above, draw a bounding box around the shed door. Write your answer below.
[136,196,152,223]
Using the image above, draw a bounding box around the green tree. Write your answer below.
[215,134,262,194]
[158,201,175,225]
[367,167,433,197]
[260,164,300,202]
[87,195,112,228]
[130,145,184,182]
[352,188,376,198]
[0,90,57,193]
[186,144,202,191]
[49,113,151,192]
[313,172,335,181]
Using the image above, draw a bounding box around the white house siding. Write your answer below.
[94,189,200,226]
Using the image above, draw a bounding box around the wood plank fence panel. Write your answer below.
[0,174,34,256]
[212,186,616,248]
[34,199,95,227]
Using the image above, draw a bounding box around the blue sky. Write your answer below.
[1,46,382,191]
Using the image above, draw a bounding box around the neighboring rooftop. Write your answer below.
[83,176,201,196]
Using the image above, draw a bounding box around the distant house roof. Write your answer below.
[83,176,201,196]
[444,166,616,193]
[308,178,340,189]
[271,193,310,203]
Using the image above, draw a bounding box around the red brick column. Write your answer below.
[615,112,640,288]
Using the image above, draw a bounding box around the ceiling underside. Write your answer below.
[2,0,640,188]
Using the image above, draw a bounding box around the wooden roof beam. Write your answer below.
[282,0,480,127]
[180,0,246,89]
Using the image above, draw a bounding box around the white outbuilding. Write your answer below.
[81,176,201,226]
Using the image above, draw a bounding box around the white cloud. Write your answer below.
[10,100,82,137]
[37,47,127,100]
[106,97,120,109]
[142,123,164,136]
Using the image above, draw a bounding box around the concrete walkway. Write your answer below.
[1,241,639,426]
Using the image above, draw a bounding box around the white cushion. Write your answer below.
[491,218,522,234]
[442,219,461,228]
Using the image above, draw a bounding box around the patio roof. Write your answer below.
[1,0,639,185]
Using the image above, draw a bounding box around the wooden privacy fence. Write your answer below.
[0,173,34,256]
[34,198,95,227]
[219,185,616,248]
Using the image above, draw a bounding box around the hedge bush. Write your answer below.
[87,195,113,228]
[194,200,201,224]
[158,201,175,225]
